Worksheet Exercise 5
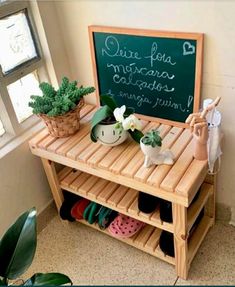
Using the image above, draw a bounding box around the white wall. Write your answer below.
[54,0,235,210]
[0,0,71,236]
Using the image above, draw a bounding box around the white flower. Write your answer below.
[122,114,142,131]
[113,105,126,123]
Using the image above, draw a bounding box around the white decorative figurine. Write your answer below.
[140,129,174,168]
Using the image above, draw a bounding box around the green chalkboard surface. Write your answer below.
[89,26,203,126]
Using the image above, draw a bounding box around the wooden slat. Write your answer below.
[144,228,162,252]
[79,175,100,195]
[107,185,129,206]
[97,182,119,202]
[134,126,183,182]
[87,145,113,166]
[139,211,153,220]
[98,139,132,169]
[117,189,138,211]
[29,128,49,149]
[67,134,92,159]
[77,142,101,162]
[176,159,208,205]
[134,225,155,247]
[160,139,194,192]
[87,178,109,199]
[187,183,213,232]
[56,124,90,156]
[128,197,139,216]
[70,172,91,191]
[146,129,192,187]
[60,169,81,187]
[150,209,161,222]
[58,166,73,181]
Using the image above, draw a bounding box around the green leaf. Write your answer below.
[128,130,144,143]
[24,273,72,286]
[100,95,117,111]
[0,208,37,280]
[90,105,113,142]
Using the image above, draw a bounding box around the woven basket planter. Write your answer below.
[39,98,84,138]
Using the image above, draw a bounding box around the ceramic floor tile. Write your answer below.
[25,216,177,285]
[176,222,235,286]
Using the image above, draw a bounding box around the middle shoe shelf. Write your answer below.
[58,166,213,234]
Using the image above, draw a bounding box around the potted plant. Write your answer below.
[140,129,162,167]
[90,95,144,146]
[29,77,95,138]
[0,207,72,286]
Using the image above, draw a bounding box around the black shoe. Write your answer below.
[159,200,173,223]
[138,192,160,214]
[159,231,175,257]
[59,191,82,222]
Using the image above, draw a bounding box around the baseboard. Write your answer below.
[37,200,57,233]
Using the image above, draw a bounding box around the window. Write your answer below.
[0,1,48,146]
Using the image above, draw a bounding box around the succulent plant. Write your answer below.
[29,77,95,117]
[141,129,162,147]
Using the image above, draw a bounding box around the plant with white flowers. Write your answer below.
[90,95,144,143]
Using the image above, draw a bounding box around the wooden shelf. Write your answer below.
[187,183,213,232]
[78,219,175,266]
[59,167,174,233]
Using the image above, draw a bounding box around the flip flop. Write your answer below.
[71,198,90,220]
[108,214,144,238]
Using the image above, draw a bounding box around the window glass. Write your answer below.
[0,10,38,74]
[7,71,41,123]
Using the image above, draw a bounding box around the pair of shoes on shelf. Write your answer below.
[159,208,205,257]
[83,201,118,229]
[108,214,145,238]
[59,191,82,222]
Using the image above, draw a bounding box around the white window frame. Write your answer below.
[0,0,49,148]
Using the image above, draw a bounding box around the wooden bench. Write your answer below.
[29,104,215,279]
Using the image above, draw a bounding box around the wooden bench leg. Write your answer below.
[41,158,64,211]
[173,203,188,280]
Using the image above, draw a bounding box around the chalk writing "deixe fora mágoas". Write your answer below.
[102,35,176,67]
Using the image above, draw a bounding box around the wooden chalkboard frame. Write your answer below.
[89,25,203,127]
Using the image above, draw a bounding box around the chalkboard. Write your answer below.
[89,26,203,126]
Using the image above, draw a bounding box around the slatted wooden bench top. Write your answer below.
[29,104,208,207]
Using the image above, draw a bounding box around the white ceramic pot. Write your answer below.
[140,138,161,167]
[94,122,128,146]
[140,140,161,158]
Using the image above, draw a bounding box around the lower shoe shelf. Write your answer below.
[77,219,175,265]
[58,167,174,232]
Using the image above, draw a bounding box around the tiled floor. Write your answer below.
[25,211,235,286]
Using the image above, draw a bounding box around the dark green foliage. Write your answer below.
[141,129,162,147]
[29,77,95,117]
[0,208,72,286]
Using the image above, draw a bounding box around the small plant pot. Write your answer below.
[94,122,128,146]
[140,138,161,167]
[140,140,161,158]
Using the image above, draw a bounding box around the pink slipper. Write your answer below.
[108,214,144,238]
